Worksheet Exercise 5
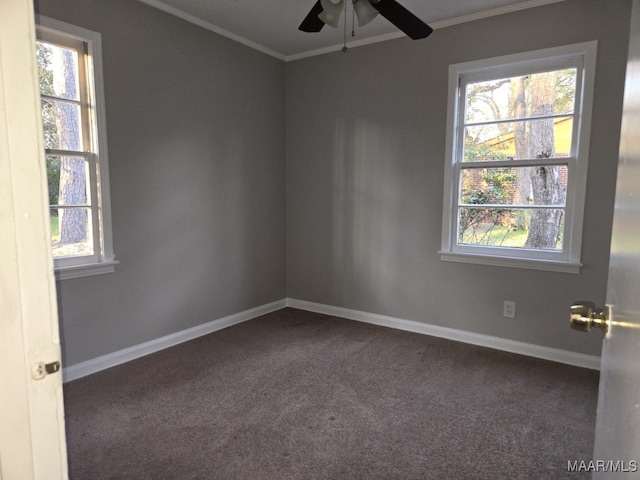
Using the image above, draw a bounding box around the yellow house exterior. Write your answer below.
[483,117,573,157]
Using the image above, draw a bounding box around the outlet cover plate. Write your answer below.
[503,301,516,318]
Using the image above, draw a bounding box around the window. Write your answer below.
[440,42,597,273]
[36,17,116,280]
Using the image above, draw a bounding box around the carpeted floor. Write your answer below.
[63,308,599,479]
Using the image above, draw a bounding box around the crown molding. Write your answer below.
[135,0,566,62]
[286,0,567,61]
[431,0,566,30]
[285,31,405,62]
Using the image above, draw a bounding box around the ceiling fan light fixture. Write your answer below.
[319,0,344,28]
[299,0,432,40]
[353,0,378,27]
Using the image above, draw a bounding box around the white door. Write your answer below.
[592,0,640,477]
[0,0,68,478]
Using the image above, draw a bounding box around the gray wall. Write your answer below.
[35,0,287,366]
[286,0,631,356]
[37,0,630,368]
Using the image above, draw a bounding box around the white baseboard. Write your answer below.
[62,299,287,383]
[286,298,601,371]
[63,296,600,382]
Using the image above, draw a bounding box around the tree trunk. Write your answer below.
[55,47,88,245]
[58,157,87,244]
[525,165,565,248]
[523,72,565,249]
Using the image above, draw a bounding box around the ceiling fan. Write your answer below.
[299,0,433,40]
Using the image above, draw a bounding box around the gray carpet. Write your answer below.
[63,308,599,479]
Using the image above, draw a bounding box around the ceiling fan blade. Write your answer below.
[299,0,326,32]
[370,0,433,39]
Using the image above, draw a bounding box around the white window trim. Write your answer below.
[440,41,598,274]
[36,16,117,281]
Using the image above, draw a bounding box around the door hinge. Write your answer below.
[32,361,61,380]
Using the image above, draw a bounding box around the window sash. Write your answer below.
[457,55,586,162]
[453,162,573,254]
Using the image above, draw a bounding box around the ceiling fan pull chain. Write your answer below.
[352,0,356,37]
[342,0,349,52]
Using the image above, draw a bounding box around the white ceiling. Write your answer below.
[137,0,564,60]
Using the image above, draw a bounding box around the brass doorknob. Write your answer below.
[570,302,609,334]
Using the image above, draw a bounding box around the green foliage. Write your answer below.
[459,167,517,246]
[36,43,54,94]
[459,197,508,236]
[459,220,528,247]
[50,215,59,240]
[555,69,577,114]
[46,156,60,205]
[483,168,516,199]
[463,137,507,163]
[37,43,60,206]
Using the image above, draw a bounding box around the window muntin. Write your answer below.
[441,43,597,272]
[36,17,116,279]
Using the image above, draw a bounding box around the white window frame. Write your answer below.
[36,16,117,280]
[440,41,597,274]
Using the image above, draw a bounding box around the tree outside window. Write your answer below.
[37,39,93,258]
[36,17,116,279]
[441,43,597,272]
[460,69,576,250]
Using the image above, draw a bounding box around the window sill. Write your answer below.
[54,259,119,281]
[439,251,581,274]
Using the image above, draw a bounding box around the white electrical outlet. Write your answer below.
[503,301,516,318]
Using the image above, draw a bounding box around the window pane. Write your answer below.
[465,68,577,124]
[463,117,573,161]
[36,42,80,101]
[41,99,84,151]
[46,156,90,206]
[50,207,94,258]
[460,166,567,206]
[458,207,564,250]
